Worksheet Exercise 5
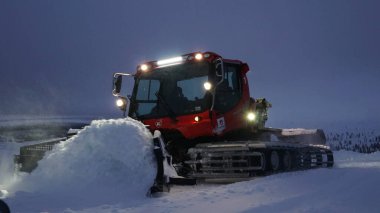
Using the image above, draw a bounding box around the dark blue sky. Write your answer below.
[1,0,379,127]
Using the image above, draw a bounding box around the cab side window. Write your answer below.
[214,63,242,112]
[133,79,160,117]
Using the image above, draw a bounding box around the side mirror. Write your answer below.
[112,75,123,96]
[112,72,132,117]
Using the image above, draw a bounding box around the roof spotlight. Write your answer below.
[195,53,203,60]
[140,64,149,71]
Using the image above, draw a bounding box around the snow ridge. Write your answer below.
[5,118,156,211]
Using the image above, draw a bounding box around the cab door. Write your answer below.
[212,62,245,134]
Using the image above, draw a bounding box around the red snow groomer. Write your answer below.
[112,51,334,194]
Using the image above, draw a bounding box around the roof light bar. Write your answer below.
[157,56,183,66]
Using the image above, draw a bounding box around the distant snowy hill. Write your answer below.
[0,118,380,212]
[0,116,92,142]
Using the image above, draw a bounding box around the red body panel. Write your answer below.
[143,111,213,139]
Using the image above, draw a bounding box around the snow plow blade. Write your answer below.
[149,131,196,196]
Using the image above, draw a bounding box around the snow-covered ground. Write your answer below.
[1,118,380,212]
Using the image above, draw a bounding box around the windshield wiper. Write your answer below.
[155,92,178,122]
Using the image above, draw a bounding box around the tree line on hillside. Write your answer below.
[326,130,380,153]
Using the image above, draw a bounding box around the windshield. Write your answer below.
[130,62,211,118]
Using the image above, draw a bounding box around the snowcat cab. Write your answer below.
[113,52,267,143]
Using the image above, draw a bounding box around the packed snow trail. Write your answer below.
[3,118,156,212]
[116,151,380,213]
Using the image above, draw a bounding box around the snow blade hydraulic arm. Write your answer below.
[148,131,196,196]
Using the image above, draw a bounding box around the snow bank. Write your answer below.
[333,150,380,168]
[0,142,22,196]
[4,118,155,211]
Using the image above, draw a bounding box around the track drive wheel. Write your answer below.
[270,150,280,171]
[166,140,188,163]
[327,151,334,167]
[283,151,292,171]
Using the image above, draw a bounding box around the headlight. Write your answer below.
[247,112,256,121]
[194,116,201,122]
[203,82,212,90]
[116,98,125,107]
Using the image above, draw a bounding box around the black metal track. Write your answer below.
[185,141,334,182]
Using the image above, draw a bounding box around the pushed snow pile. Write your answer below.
[9,118,155,209]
